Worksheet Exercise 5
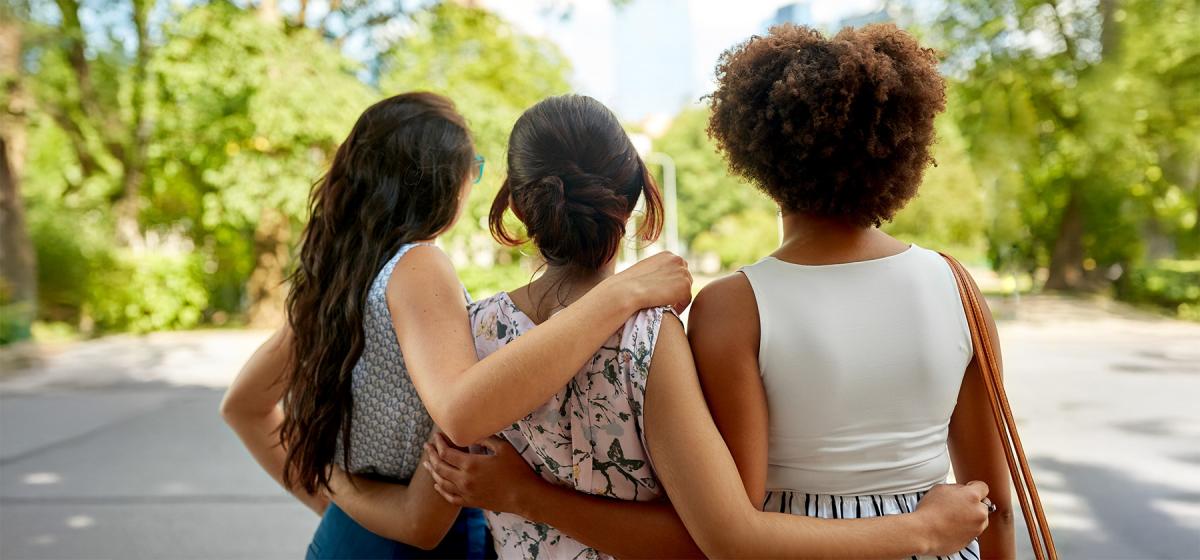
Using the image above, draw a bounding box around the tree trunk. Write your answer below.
[245,209,291,327]
[0,17,37,339]
[1044,185,1086,290]
[113,0,154,249]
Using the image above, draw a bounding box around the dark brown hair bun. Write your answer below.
[491,95,663,270]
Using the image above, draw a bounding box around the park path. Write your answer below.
[1,295,1198,559]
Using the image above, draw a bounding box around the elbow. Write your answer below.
[689,520,747,559]
[218,391,263,428]
[411,533,443,551]
[693,509,759,559]
[993,503,1016,527]
[698,535,743,560]
[218,393,239,424]
[437,423,478,448]
[386,522,446,551]
[426,400,483,447]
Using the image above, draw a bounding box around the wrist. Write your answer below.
[597,275,642,314]
[513,479,554,521]
[903,511,935,556]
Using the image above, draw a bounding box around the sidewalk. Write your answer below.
[1,297,1198,559]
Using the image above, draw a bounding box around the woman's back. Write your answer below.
[469,292,667,559]
[741,244,971,496]
[337,242,443,480]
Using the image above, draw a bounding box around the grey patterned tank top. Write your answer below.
[335,242,467,481]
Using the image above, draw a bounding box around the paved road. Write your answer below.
[1,297,1198,559]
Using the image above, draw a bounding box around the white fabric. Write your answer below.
[740,245,972,496]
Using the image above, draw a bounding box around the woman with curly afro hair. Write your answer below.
[649,24,1016,559]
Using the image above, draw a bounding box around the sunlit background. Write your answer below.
[0,1,1197,559]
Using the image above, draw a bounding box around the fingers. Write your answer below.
[424,455,463,493]
[434,431,468,452]
[964,480,990,500]
[432,481,465,506]
[479,435,510,455]
[673,296,692,315]
[423,444,466,488]
[428,439,473,470]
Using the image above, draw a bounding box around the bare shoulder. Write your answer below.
[649,310,694,373]
[386,243,467,313]
[688,272,759,335]
[387,244,459,293]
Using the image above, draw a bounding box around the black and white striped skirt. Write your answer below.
[762,490,981,560]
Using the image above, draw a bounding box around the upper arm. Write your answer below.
[686,274,769,506]
[948,273,1010,505]
[386,246,479,430]
[221,325,292,419]
[645,314,765,556]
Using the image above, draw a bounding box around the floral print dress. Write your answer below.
[468,292,668,560]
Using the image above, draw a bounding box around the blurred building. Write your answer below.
[765,1,906,34]
[768,1,816,28]
[837,4,898,29]
[611,0,695,122]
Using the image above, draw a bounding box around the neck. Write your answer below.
[778,212,872,249]
[773,211,905,265]
[519,259,616,324]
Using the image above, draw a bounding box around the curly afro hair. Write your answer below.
[707,23,946,227]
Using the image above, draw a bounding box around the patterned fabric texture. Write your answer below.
[468,293,668,560]
[762,489,982,560]
[335,242,467,481]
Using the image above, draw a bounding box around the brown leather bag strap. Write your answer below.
[940,253,1058,560]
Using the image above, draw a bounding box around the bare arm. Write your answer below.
[687,274,769,506]
[392,247,692,446]
[325,449,460,550]
[426,435,703,559]
[645,314,991,559]
[948,273,1016,559]
[221,328,460,548]
[219,327,327,515]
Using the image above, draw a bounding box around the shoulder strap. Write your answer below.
[939,253,1058,560]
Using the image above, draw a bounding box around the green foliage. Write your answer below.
[458,264,535,300]
[1116,260,1200,320]
[86,250,210,334]
[885,106,988,260]
[382,2,572,262]
[17,1,577,336]
[151,3,372,232]
[939,0,1200,280]
[0,303,32,345]
[15,0,1200,342]
[654,107,777,269]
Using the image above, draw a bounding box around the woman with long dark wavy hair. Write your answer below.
[340,94,996,559]
[219,92,692,559]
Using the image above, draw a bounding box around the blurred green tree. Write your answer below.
[381,2,572,269]
[1,1,36,342]
[17,0,575,333]
[940,0,1200,289]
[652,106,777,269]
[149,2,373,325]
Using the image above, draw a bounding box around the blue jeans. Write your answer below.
[306,503,494,559]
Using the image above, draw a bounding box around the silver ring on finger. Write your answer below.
[982,497,997,513]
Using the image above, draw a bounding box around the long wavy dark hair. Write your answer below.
[489,95,662,272]
[280,92,475,495]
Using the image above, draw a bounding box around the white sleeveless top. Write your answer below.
[740,245,972,496]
